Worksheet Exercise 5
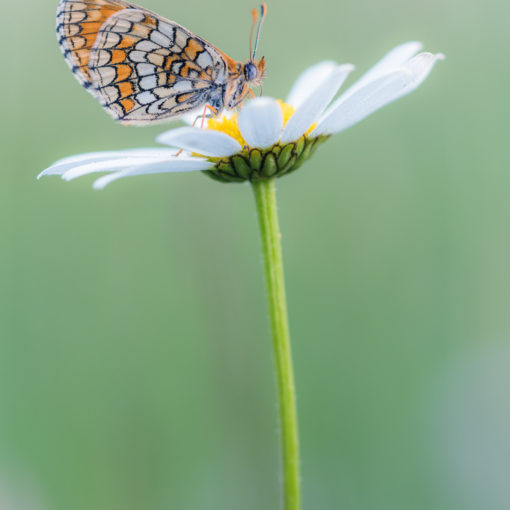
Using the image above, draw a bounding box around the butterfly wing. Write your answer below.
[89,9,229,124]
[57,0,134,91]
[57,0,230,125]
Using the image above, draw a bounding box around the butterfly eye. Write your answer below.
[245,62,258,82]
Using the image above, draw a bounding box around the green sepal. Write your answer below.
[262,153,278,177]
[277,144,294,169]
[249,149,263,171]
[232,155,252,179]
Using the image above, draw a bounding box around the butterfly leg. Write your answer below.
[200,104,218,129]
[189,104,219,128]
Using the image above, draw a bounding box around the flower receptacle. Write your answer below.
[203,135,329,183]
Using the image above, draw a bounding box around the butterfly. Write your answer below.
[56,0,267,125]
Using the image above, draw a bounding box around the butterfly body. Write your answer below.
[56,0,266,125]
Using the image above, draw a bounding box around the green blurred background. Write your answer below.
[1,0,509,508]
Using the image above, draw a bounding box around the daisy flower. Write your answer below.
[41,36,444,510]
[39,41,443,189]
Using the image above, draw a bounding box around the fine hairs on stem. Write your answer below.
[252,178,301,510]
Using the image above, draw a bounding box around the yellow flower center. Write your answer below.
[194,99,329,183]
[207,113,245,146]
[206,100,316,147]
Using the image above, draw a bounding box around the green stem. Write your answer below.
[252,178,301,510]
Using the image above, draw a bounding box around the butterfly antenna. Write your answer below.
[250,3,267,61]
[249,7,258,60]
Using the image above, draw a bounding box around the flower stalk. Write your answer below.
[252,178,301,510]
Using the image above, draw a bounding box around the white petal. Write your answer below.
[342,41,424,99]
[93,159,213,190]
[238,97,283,148]
[39,148,179,178]
[281,64,354,143]
[312,52,444,136]
[156,127,241,157]
[61,156,175,181]
[286,61,339,109]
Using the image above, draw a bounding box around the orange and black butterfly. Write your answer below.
[56,0,267,125]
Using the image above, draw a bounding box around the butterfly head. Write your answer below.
[225,4,267,110]
[244,57,266,86]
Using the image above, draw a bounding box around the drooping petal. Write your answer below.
[92,159,213,190]
[341,41,424,99]
[281,64,354,143]
[286,61,339,109]
[61,156,177,181]
[157,127,241,157]
[238,97,283,148]
[38,149,179,178]
[312,52,444,136]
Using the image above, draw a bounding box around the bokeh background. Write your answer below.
[1,0,509,508]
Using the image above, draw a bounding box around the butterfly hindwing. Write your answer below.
[88,8,228,124]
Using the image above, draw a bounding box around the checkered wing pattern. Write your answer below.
[57,0,133,91]
[56,0,230,125]
[89,9,229,124]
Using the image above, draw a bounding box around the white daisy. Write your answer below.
[39,42,444,189]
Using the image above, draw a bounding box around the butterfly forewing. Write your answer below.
[56,0,135,90]
[57,0,230,124]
